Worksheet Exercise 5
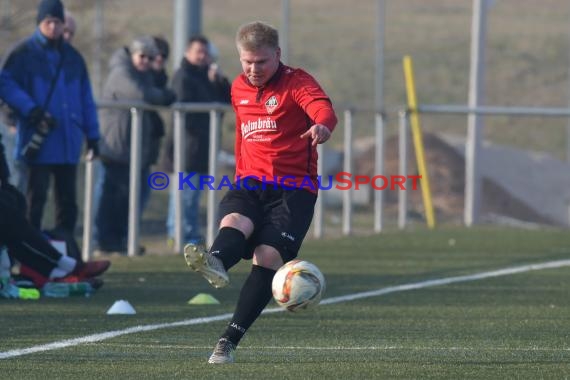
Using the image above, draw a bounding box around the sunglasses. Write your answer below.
[137,53,154,61]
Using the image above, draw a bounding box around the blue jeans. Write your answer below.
[167,172,203,242]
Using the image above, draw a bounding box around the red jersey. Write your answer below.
[231,64,337,193]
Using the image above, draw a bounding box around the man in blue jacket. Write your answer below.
[0,0,100,237]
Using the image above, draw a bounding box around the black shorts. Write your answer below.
[218,179,317,263]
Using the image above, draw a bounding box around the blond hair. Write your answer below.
[236,21,279,51]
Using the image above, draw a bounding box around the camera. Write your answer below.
[22,111,56,161]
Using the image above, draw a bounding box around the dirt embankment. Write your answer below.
[354,133,556,226]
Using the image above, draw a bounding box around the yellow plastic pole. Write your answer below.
[402,55,436,228]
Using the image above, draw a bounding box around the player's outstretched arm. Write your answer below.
[300,124,332,146]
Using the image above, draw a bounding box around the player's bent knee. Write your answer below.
[252,245,283,270]
[219,213,254,237]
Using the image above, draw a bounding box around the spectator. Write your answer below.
[151,36,170,88]
[63,11,76,43]
[95,36,176,255]
[161,35,231,247]
[142,35,171,212]
[0,9,76,196]
[0,0,100,253]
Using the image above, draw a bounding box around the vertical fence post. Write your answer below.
[465,0,488,226]
[81,159,95,261]
[374,0,385,232]
[206,110,220,247]
[280,0,290,64]
[127,107,142,257]
[173,109,186,253]
[92,0,104,99]
[342,109,353,236]
[374,112,384,232]
[398,110,409,229]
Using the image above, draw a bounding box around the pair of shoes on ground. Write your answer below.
[18,259,111,289]
[73,260,111,278]
[183,242,234,363]
[55,260,111,290]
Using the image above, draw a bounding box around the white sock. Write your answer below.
[0,247,11,278]
[57,256,77,274]
[49,267,69,279]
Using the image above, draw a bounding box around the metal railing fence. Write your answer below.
[83,101,230,260]
[83,101,387,260]
[84,101,570,261]
[397,104,570,230]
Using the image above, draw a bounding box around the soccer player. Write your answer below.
[183,21,337,364]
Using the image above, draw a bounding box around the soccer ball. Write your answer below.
[271,260,325,312]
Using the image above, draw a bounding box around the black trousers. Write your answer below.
[26,164,78,233]
[95,162,150,251]
[95,162,129,251]
[0,186,62,277]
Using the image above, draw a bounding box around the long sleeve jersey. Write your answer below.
[231,63,337,193]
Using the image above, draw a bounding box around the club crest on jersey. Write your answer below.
[265,96,278,114]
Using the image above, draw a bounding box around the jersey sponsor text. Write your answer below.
[241,117,278,139]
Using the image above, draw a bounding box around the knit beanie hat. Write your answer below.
[153,36,170,59]
[37,0,64,24]
[129,36,158,58]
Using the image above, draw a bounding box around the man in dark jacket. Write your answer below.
[162,35,231,246]
[145,35,170,210]
[95,36,176,254]
[0,0,100,238]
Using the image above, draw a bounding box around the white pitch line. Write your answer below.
[1,258,569,360]
[246,346,570,352]
[319,258,570,306]
[91,343,570,352]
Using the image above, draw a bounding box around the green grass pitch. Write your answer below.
[1,227,569,379]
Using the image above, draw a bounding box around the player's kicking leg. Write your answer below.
[184,241,229,289]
